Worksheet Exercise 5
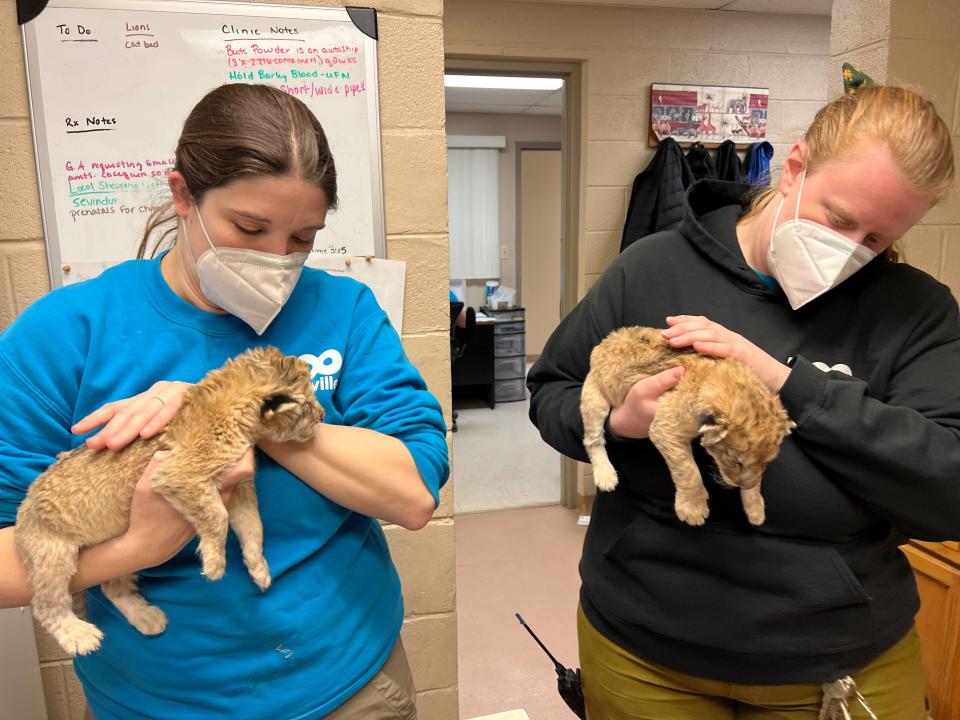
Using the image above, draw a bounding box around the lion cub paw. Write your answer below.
[246,557,272,592]
[675,490,710,526]
[129,604,168,636]
[742,493,766,526]
[56,618,104,656]
[201,554,227,582]
[592,461,620,492]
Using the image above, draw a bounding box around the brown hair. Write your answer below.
[138,84,338,258]
[741,86,955,259]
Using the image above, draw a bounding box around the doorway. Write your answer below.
[445,59,586,720]
[446,74,566,514]
[445,57,583,511]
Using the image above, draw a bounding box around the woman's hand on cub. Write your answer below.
[608,366,685,439]
[662,315,790,392]
[122,448,254,570]
[73,381,194,450]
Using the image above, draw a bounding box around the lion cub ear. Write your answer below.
[261,393,299,419]
[698,413,728,446]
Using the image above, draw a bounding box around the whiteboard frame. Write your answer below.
[21,0,387,289]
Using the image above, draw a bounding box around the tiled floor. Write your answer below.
[456,506,587,720]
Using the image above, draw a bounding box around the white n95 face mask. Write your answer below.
[766,171,877,310]
[185,205,308,335]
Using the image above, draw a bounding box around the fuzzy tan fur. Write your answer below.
[581,327,794,526]
[15,347,324,656]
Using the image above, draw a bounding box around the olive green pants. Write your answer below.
[578,606,926,719]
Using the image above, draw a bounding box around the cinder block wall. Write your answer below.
[886,0,960,293]
[828,0,891,96]
[831,0,960,295]
[444,0,831,507]
[0,0,457,718]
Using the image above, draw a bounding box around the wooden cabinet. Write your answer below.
[903,541,960,720]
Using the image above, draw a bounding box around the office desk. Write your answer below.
[452,317,496,409]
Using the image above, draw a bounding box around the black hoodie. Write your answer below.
[528,179,960,684]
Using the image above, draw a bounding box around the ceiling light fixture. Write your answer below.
[444,75,563,91]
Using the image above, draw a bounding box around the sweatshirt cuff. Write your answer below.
[400,434,448,507]
[778,355,830,428]
[604,414,642,445]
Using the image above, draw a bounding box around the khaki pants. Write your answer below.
[84,639,417,720]
[325,639,418,720]
[578,606,926,720]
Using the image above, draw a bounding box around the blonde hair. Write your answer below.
[741,86,955,256]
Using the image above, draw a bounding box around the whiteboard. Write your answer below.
[22,0,386,288]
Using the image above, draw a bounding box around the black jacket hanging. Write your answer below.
[686,142,717,181]
[716,140,743,183]
[620,138,693,253]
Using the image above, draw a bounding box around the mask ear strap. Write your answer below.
[182,207,199,264]
[795,169,807,222]
[770,193,786,248]
[193,204,219,255]
[182,203,214,266]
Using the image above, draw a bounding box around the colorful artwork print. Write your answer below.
[650,84,769,144]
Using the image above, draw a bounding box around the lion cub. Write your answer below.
[581,327,793,526]
[16,347,324,656]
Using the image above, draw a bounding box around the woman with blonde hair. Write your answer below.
[529,85,958,718]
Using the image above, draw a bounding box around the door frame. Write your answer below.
[444,57,583,508]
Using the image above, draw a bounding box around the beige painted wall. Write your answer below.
[831,0,960,298]
[0,1,456,718]
[520,149,562,358]
[445,111,562,308]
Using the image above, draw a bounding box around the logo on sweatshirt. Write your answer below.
[300,350,343,392]
[812,361,853,376]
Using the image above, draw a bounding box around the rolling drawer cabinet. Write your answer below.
[902,540,960,720]
[482,306,527,403]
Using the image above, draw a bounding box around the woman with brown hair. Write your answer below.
[0,83,447,720]
[529,85,959,718]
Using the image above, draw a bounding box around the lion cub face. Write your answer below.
[233,347,325,444]
[698,410,793,491]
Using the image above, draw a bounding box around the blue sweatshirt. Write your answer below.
[0,255,449,719]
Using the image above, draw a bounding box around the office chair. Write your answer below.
[450,301,464,334]
[450,303,476,433]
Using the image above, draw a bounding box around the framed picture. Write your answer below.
[649,83,769,147]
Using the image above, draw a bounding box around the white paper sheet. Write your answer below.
[308,256,406,334]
